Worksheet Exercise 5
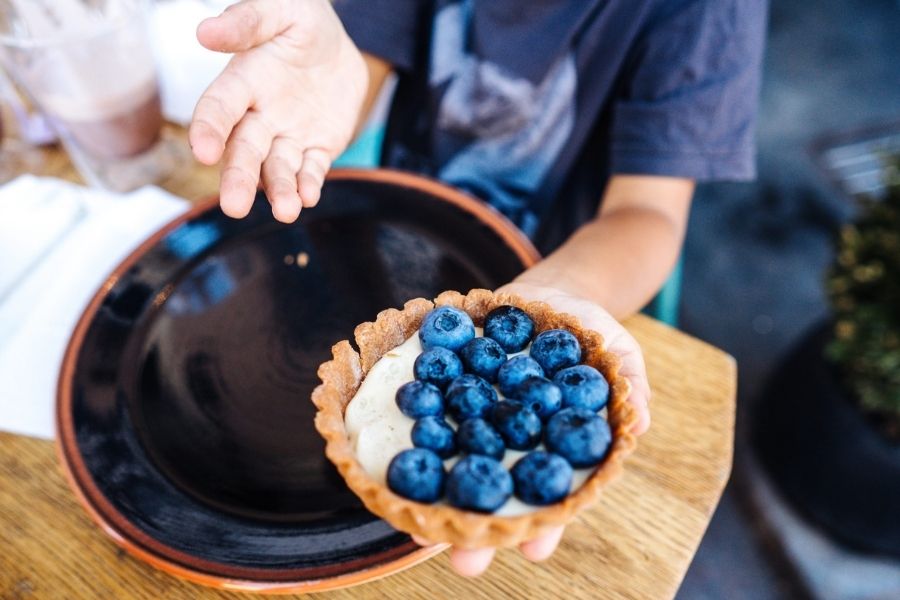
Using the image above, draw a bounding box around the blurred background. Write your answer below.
[677,0,900,598]
[1,1,898,598]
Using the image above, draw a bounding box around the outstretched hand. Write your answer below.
[421,282,650,577]
[190,0,367,222]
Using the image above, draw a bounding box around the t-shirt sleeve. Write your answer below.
[332,0,430,72]
[608,0,768,181]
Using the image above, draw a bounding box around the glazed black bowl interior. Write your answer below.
[65,171,534,578]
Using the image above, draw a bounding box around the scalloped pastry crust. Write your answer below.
[312,289,638,549]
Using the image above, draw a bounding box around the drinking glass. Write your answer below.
[0,68,51,182]
[0,0,185,191]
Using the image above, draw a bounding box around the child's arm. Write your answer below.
[356,53,393,137]
[497,174,692,439]
[451,176,692,575]
[509,175,694,319]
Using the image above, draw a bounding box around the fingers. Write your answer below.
[415,534,496,577]
[197,0,294,53]
[614,331,652,436]
[262,137,305,222]
[419,528,563,577]
[450,526,563,578]
[297,147,331,207]
[190,69,254,165]
[519,526,564,562]
[626,367,652,435]
[579,305,652,436]
[449,547,496,577]
[219,114,274,219]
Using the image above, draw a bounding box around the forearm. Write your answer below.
[354,53,393,136]
[514,211,681,318]
[512,176,694,319]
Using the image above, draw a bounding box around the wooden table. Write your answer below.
[0,131,737,599]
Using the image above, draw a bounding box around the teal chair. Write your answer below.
[335,127,682,327]
[642,258,681,327]
[333,126,385,169]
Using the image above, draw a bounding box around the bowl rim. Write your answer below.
[54,168,540,593]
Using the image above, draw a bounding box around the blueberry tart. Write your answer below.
[312,289,637,549]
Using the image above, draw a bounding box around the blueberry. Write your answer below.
[411,416,457,458]
[418,306,475,352]
[446,455,513,513]
[459,337,506,382]
[529,329,581,376]
[511,451,573,505]
[456,418,506,460]
[553,365,610,411]
[387,448,446,503]
[414,347,463,390]
[395,381,444,419]
[484,305,535,352]
[490,400,542,450]
[510,376,563,420]
[497,355,545,397]
[544,407,612,468]
[446,374,498,422]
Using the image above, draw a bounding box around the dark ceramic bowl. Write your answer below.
[56,169,539,593]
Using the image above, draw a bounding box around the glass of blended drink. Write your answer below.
[0,0,182,191]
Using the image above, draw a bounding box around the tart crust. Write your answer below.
[312,289,638,549]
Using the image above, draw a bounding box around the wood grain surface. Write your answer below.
[0,133,737,599]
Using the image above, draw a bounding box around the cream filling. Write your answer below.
[344,328,594,517]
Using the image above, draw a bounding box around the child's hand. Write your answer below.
[497,282,651,436]
[189,0,368,222]
[412,526,566,577]
[425,283,650,577]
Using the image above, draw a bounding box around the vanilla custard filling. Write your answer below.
[344,328,595,517]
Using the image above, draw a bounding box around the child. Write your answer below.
[189,0,767,575]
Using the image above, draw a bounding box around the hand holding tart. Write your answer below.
[312,289,638,549]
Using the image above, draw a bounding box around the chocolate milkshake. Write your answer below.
[46,78,163,161]
[0,0,180,190]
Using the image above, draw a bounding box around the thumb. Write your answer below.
[627,377,651,436]
[197,0,292,53]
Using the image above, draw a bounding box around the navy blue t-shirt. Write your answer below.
[334,0,768,253]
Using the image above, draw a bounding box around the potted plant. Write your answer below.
[754,160,900,558]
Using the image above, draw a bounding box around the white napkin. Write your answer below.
[0,176,86,303]
[0,176,188,439]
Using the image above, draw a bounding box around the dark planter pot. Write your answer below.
[753,321,900,558]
